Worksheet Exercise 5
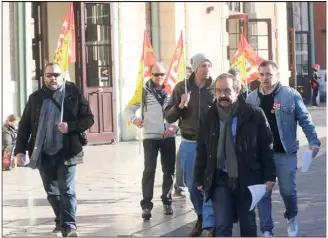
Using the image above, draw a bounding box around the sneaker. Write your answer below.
[63,228,79,237]
[189,215,203,237]
[163,205,173,215]
[263,231,273,237]
[172,189,186,198]
[51,226,62,237]
[142,208,152,220]
[287,217,298,237]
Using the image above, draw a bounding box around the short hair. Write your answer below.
[186,66,193,72]
[258,60,279,70]
[215,73,240,91]
[5,114,20,124]
[228,68,241,76]
[44,62,61,70]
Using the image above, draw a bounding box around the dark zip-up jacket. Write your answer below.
[164,73,215,140]
[194,99,276,201]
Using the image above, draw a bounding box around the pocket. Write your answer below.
[280,104,296,127]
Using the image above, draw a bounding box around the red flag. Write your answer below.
[232,34,264,84]
[127,30,157,106]
[164,31,185,95]
[54,2,75,65]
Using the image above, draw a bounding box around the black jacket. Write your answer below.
[194,98,276,201]
[164,72,215,140]
[14,82,94,163]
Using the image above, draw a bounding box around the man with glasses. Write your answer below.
[124,62,178,220]
[14,62,94,237]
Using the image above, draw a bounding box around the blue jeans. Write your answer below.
[258,153,298,233]
[179,140,214,229]
[39,150,77,230]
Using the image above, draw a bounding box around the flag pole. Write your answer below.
[60,72,67,123]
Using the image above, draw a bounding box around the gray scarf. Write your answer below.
[216,100,239,189]
[29,87,64,169]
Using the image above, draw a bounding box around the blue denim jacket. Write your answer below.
[246,86,321,154]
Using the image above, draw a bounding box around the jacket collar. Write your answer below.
[208,97,252,129]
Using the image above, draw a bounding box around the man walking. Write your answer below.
[125,62,178,220]
[246,60,321,237]
[194,73,276,237]
[14,62,94,237]
[310,64,321,107]
[228,68,249,100]
[165,53,215,236]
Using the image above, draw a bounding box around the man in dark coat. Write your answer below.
[15,62,94,237]
[194,73,276,237]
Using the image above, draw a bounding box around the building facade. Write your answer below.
[2,2,299,143]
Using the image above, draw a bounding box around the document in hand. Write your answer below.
[301,149,313,172]
[248,184,267,211]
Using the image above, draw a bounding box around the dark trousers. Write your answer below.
[312,87,319,106]
[140,137,176,210]
[211,170,257,237]
[174,147,184,192]
[39,150,77,230]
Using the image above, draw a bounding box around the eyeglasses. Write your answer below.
[46,73,61,78]
[152,73,165,77]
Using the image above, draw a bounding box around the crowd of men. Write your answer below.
[12,55,320,237]
[125,54,321,237]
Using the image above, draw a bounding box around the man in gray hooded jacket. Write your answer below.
[124,62,178,221]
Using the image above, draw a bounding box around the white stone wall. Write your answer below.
[118,2,147,141]
[185,2,230,76]
[2,2,19,122]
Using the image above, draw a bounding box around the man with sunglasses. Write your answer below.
[14,62,94,237]
[164,53,216,236]
[124,62,178,220]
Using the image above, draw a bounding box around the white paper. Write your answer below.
[248,184,267,211]
[301,149,313,172]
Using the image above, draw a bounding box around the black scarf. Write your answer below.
[145,80,167,106]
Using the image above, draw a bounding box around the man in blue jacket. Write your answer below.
[246,60,321,237]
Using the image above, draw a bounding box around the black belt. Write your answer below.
[181,133,197,141]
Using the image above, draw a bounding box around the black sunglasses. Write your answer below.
[152,73,165,77]
[46,73,61,78]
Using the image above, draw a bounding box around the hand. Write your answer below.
[16,153,25,166]
[265,181,275,192]
[133,118,144,128]
[163,126,177,137]
[57,122,68,134]
[179,92,191,109]
[197,185,204,191]
[310,145,320,159]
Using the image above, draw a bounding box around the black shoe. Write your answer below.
[63,228,79,237]
[52,226,61,236]
[142,208,152,220]
[163,205,173,215]
[189,215,203,237]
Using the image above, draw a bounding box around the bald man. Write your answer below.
[124,62,179,220]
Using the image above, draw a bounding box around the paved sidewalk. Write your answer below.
[2,106,326,237]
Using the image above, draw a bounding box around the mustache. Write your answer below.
[218,97,230,103]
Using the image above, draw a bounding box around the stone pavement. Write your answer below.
[2,106,326,237]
